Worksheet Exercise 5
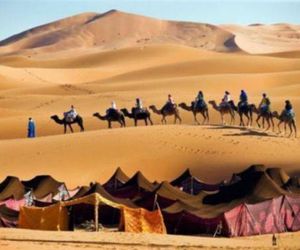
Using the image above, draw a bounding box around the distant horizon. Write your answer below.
[1,0,300,41]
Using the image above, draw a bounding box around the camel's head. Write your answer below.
[208,100,215,105]
[50,115,58,120]
[120,108,128,113]
[149,105,155,109]
[272,111,279,117]
[93,112,99,117]
[178,103,185,108]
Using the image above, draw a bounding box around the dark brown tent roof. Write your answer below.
[170,169,192,186]
[22,175,65,199]
[266,168,290,188]
[103,167,130,192]
[203,170,286,205]
[170,168,220,194]
[0,176,25,201]
[72,182,137,208]
[122,171,156,192]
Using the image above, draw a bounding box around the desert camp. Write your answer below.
[0,165,299,239]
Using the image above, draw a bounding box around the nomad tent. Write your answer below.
[171,169,220,194]
[0,176,25,201]
[19,193,166,234]
[103,167,130,193]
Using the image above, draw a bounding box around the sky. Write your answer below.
[0,0,300,40]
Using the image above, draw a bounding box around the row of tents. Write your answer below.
[0,165,299,237]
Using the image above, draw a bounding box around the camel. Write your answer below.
[272,111,297,137]
[178,102,209,125]
[252,106,275,131]
[50,115,84,134]
[149,104,182,124]
[120,108,153,126]
[93,111,126,129]
[208,100,235,125]
[230,101,255,127]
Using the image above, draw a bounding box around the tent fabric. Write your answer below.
[0,198,25,211]
[0,176,25,201]
[18,193,166,234]
[103,167,130,192]
[121,207,166,234]
[21,175,66,199]
[18,204,69,231]
[171,169,220,194]
[0,204,19,228]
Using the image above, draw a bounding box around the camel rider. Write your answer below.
[221,91,231,108]
[238,90,248,109]
[64,105,77,122]
[259,93,271,114]
[194,91,205,109]
[107,101,117,115]
[165,94,175,110]
[284,100,295,118]
[136,98,143,109]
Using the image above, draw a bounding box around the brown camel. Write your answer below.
[93,111,126,129]
[272,111,297,137]
[179,102,209,125]
[230,101,255,127]
[208,100,235,125]
[121,108,153,126]
[252,105,275,131]
[50,115,84,134]
[149,104,182,124]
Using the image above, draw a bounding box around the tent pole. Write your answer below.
[95,203,99,232]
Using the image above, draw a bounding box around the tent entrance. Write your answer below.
[68,204,121,231]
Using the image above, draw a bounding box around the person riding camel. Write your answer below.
[283,100,295,119]
[164,94,176,110]
[134,98,144,114]
[107,101,118,115]
[194,91,206,109]
[136,98,143,109]
[238,90,248,109]
[220,91,231,108]
[64,105,77,122]
[259,93,271,114]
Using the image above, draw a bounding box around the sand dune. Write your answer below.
[0,10,235,54]
[222,24,300,54]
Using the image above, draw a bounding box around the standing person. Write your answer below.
[27,117,36,138]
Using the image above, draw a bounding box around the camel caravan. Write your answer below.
[51,91,297,137]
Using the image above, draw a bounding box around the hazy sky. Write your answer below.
[0,0,299,40]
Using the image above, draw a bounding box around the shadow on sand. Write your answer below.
[205,124,278,138]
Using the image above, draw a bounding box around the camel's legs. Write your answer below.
[230,111,235,125]
[194,112,200,125]
[256,115,261,128]
[144,118,148,126]
[108,121,112,129]
[69,124,74,133]
[148,117,153,125]
[277,120,283,133]
[288,123,293,137]
[64,124,67,134]
[271,117,275,132]
[265,118,270,131]
[162,116,166,124]
[239,113,244,127]
[292,121,297,138]
[221,113,224,125]
[206,110,209,124]
[134,119,137,127]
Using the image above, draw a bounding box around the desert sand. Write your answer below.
[0,10,300,249]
